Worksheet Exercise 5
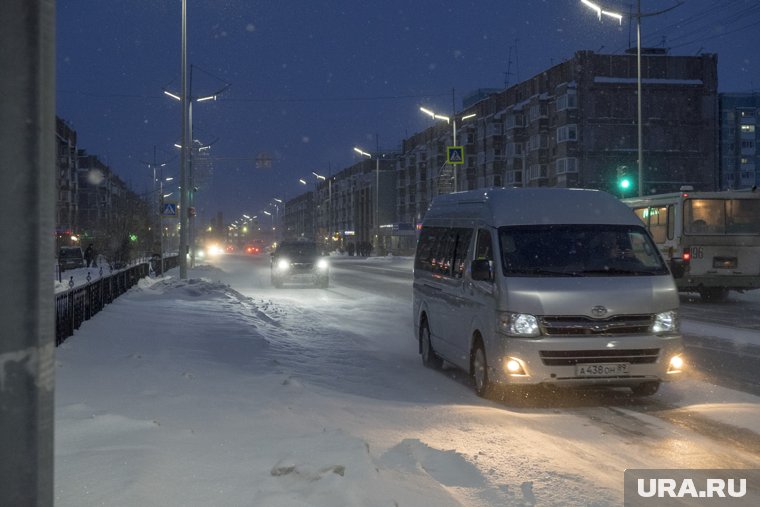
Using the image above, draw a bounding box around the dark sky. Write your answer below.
[56,0,760,224]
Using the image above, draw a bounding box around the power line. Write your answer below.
[57,89,451,104]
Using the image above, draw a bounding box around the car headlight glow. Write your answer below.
[277,258,290,271]
[668,354,684,373]
[499,313,540,337]
[652,310,679,334]
[316,258,329,270]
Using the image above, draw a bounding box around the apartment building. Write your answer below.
[720,92,760,189]
[396,49,718,225]
[55,117,79,246]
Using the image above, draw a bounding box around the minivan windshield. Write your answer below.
[499,224,669,277]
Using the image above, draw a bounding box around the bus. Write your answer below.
[623,188,760,301]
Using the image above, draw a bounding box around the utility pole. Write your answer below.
[0,1,55,505]
[179,0,189,279]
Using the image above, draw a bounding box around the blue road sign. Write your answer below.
[162,202,178,217]
[447,146,464,164]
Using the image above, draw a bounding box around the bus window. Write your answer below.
[632,207,648,226]
[726,199,760,234]
[647,206,669,243]
[667,205,674,240]
[685,199,725,234]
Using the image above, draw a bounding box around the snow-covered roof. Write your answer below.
[593,77,703,86]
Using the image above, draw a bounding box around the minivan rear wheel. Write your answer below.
[420,322,443,369]
[472,340,494,398]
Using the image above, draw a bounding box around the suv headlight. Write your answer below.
[499,313,540,337]
[277,258,290,271]
[652,310,679,334]
[316,258,329,270]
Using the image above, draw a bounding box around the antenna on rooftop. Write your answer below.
[504,39,520,88]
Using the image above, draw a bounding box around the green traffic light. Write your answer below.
[129,234,138,242]
[619,178,632,190]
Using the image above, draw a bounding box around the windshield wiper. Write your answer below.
[579,268,660,275]
[509,268,585,277]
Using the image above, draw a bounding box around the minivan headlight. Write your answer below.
[652,310,679,334]
[316,258,329,270]
[277,258,291,271]
[499,313,540,337]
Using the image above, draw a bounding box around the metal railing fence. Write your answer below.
[55,255,179,345]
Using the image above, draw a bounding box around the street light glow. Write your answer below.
[580,0,622,23]
[163,90,181,101]
[461,113,477,121]
[312,171,326,180]
[419,107,435,118]
[299,178,307,185]
[353,147,371,158]
[196,94,216,102]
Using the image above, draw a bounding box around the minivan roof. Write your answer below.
[423,187,642,227]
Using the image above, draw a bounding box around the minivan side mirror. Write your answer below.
[471,259,493,282]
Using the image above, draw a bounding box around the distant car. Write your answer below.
[225,244,235,253]
[270,240,329,288]
[245,244,262,255]
[58,246,85,271]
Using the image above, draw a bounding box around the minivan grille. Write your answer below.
[540,315,653,336]
[539,348,660,366]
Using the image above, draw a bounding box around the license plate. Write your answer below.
[575,363,630,377]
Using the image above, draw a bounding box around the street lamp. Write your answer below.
[353,147,380,255]
[313,171,332,243]
[419,107,476,192]
[580,0,682,197]
[165,65,229,268]
[271,198,282,242]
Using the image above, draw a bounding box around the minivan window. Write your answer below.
[499,224,668,276]
[415,226,473,278]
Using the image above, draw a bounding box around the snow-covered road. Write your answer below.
[54,254,760,506]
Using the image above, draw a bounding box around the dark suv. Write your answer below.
[270,241,329,288]
[58,246,85,271]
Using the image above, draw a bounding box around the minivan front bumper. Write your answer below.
[489,334,684,388]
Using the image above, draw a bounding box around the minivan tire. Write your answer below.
[420,321,443,369]
[472,339,495,398]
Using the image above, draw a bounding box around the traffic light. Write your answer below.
[618,176,632,191]
[616,166,634,195]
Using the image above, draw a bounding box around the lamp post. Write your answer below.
[165,66,229,269]
[580,0,682,197]
[353,147,380,255]
[158,176,173,274]
[313,171,332,244]
[179,0,188,278]
[300,176,320,240]
[419,107,476,192]
[272,198,282,242]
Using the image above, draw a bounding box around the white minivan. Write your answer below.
[413,187,684,397]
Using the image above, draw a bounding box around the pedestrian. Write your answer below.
[84,243,94,267]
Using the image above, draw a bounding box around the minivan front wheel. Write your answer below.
[472,340,494,398]
[420,322,443,369]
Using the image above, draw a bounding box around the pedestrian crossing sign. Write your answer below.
[162,202,178,217]
[447,146,464,165]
